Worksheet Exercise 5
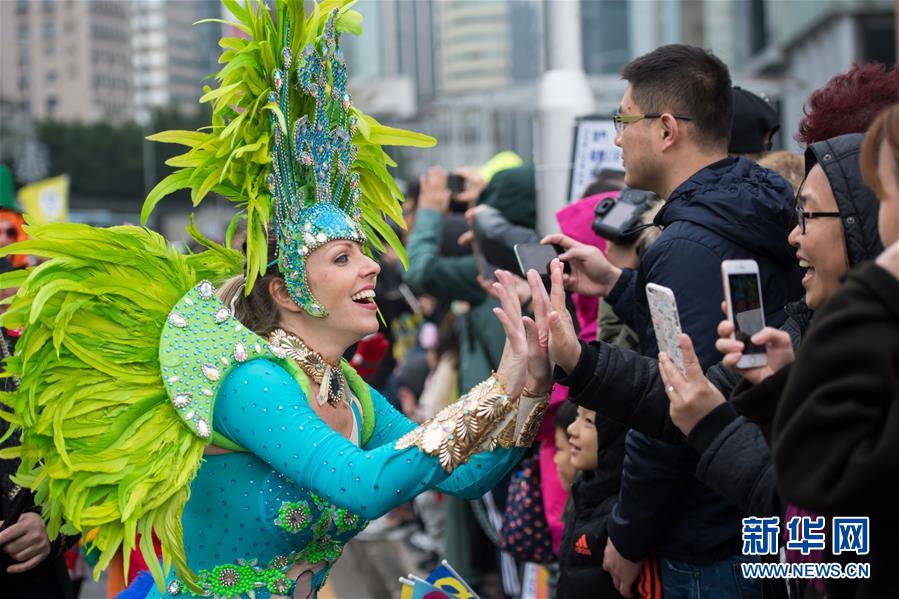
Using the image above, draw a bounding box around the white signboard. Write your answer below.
[568,117,624,204]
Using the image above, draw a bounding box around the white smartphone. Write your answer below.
[721,259,768,369]
[645,283,687,376]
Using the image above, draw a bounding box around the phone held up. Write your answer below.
[645,283,687,376]
[513,243,570,290]
[721,259,768,368]
[472,239,498,283]
[447,173,469,213]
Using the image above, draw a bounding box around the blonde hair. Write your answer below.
[217,229,285,337]
[758,151,805,194]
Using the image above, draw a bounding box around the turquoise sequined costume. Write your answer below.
[154,359,524,598]
[147,281,545,597]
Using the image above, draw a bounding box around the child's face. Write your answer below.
[553,426,576,490]
[567,407,599,471]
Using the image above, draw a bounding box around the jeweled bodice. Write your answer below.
[150,452,367,598]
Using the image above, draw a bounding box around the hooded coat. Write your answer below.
[738,134,892,599]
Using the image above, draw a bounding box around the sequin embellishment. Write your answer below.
[193,558,295,598]
[275,501,312,533]
[394,375,514,472]
[160,280,283,440]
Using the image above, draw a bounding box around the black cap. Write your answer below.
[729,86,780,154]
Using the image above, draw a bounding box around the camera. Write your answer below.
[591,188,658,245]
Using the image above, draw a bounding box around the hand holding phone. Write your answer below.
[513,243,570,290]
[645,283,687,376]
[447,173,470,212]
[721,260,767,369]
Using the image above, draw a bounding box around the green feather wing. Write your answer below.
[0,222,243,592]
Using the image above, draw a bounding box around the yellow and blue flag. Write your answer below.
[426,561,478,599]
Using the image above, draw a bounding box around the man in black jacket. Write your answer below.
[543,45,799,598]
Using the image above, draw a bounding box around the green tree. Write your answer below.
[36,107,210,205]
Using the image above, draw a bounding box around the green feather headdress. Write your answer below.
[141,0,435,314]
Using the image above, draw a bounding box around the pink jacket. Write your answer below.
[537,194,610,554]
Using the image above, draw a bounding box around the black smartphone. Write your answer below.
[447,173,469,212]
[513,243,568,279]
[447,173,466,195]
[473,242,498,283]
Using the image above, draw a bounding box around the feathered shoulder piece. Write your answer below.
[0,222,244,591]
[142,0,435,314]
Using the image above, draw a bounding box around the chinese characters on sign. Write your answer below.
[742,516,870,556]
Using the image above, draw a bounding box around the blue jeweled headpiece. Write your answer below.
[266,12,365,316]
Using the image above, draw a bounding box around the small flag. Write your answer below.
[400,577,415,599]
[409,575,456,599]
[399,561,478,599]
[17,174,69,224]
[426,561,477,599]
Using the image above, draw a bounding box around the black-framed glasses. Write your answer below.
[794,204,841,234]
[612,112,693,136]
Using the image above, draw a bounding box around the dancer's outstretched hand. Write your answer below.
[492,269,529,398]
[527,259,581,375]
[504,269,551,395]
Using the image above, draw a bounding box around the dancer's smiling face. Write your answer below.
[304,239,381,338]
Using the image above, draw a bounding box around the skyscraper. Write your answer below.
[132,0,222,118]
[0,0,134,123]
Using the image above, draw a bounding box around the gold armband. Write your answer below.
[394,375,513,472]
[513,389,550,448]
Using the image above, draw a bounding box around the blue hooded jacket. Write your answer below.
[609,155,801,367]
[604,156,802,564]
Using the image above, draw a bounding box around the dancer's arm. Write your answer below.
[213,359,516,519]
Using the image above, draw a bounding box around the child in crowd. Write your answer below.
[556,404,642,599]
[552,401,578,493]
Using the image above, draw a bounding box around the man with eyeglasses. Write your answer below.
[543,44,800,598]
